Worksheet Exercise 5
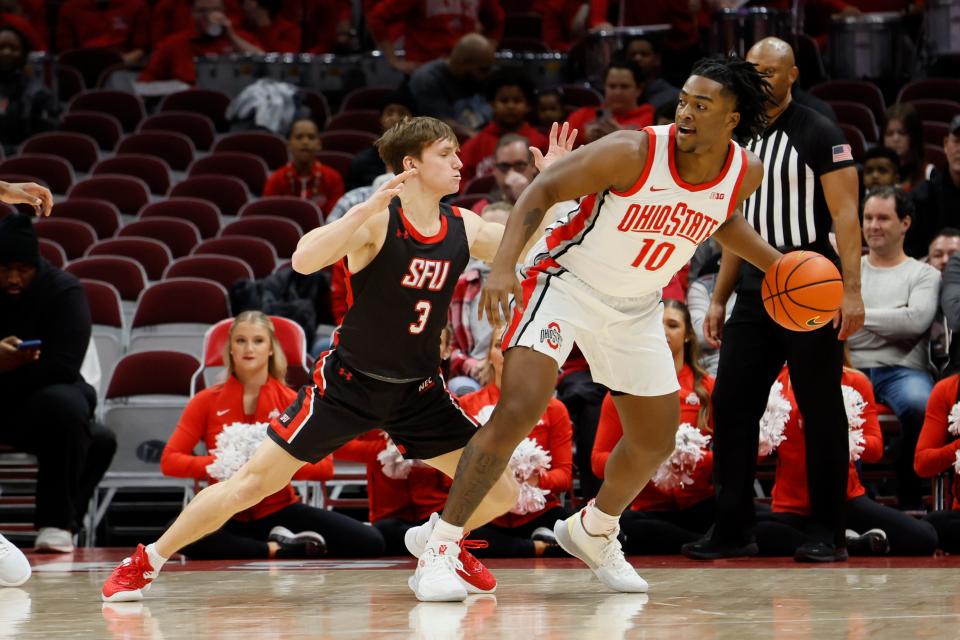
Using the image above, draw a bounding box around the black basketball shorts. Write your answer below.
[268,349,479,462]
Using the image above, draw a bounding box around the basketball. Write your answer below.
[761,251,843,331]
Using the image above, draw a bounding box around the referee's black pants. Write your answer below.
[710,288,850,547]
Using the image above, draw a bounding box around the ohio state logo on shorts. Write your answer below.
[540,322,562,350]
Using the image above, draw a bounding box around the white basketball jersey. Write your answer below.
[536,124,748,298]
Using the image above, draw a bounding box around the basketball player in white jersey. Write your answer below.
[406,56,789,598]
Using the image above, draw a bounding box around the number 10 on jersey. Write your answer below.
[631,239,676,271]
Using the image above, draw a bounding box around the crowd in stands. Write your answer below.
[1,0,959,561]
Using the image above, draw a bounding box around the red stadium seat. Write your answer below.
[169,175,250,217]
[130,278,231,354]
[828,101,880,142]
[837,124,867,162]
[923,121,950,147]
[106,350,199,399]
[68,89,145,133]
[559,83,603,108]
[163,254,254,290]
[196,315,310,391]
[302,90,331,130]
[139,111,216,152]
[117,131,195,172]
[339,86,396,112]
[188,152,269,195]
[315,151,352,181]
[139,198,221,239]
[326,110,382,135]
[220,216,302,258]
[21,132,98,172]
[33,218,97,259]
[58,49,124,92]
[118,217,202,259]
[51,198,122,239]
[61,110,122,151]
[898,79,960,105]
[56,65,85,102]
[80,279,123,329]
[464,174,497,195]
[319,130,378,154]
[66,256,147,301]
[907,100,960,124]
[239,197,322,233]
[159,89,231,132]
[38,238,66,267]
[0,154,74,195]
[92,155,172,196]
[193,236,277,278]
[88,237,173,280]
[69,175,150,216]
[212,132,289,170]
[810,80,886,128]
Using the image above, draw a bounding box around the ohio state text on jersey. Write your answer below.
[533,124,748,297]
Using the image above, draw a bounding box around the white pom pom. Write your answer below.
[948,402,960,437]
[842,385,867,429]
[651,423,711,491]
[510,482,551,515]
[954,449,960,475]
[849,427,866,462]
[377,439,413,479]
[758,381,791,456]
[508,437,552,481]
[205,422,270,481]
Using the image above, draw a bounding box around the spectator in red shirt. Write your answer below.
[139,0,262,85]
[263,119,345,219]
[303,0,353,53]
[163,311,385,559]
[56,0,149,65]
[0,0,47,50]
[367,0,504,74]
[240,0,299,53]
[150,0,241,47]
[458,66,548,188]
[461,330,574,557]
[753,363,937,557]
[538,0,587,52]
[565,58,654,147]
[591,300,716,553]
[916,373,960,552]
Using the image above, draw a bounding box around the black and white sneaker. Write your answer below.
[531,526,557,545]
[846,528,889,556]
[268,526,327,558]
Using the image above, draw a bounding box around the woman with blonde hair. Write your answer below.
[160,311,384,559]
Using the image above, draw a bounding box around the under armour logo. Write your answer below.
[339,367,353,380]
[396,229,409,239]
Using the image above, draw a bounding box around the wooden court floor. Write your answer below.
[6,550,960,639]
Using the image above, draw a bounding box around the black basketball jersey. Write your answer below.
[336,197,471,381]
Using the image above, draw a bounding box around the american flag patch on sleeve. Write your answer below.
[832,144,853,162]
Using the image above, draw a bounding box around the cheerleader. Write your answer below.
[915,373,960,552]
[755,362,937,557]
[162,312,384,559]
[592,299,715,553]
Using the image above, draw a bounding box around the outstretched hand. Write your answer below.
[0,182,53,217]
[531,121,578,172]
[479,266,523,327]
[360,168,418,215]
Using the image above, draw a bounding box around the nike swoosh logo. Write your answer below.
[650,186,668,192]
[216,409,229,416]
[806,316,826,327]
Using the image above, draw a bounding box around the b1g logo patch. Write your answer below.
[540,322,562,350]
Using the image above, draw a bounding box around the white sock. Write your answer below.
[428,518,464,545]
[582,503,619,537]
[145,543,167,572]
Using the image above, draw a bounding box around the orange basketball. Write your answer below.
[761,251,843,332]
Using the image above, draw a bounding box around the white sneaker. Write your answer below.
[34,527,74,554]
[554,510,648,593]
[404,512,439,558]
[0,536,30,587]
[408,541,467,602]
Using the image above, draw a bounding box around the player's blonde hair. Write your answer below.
[376,116,458,174]
[663,299,711,432]
[223,311,288,383]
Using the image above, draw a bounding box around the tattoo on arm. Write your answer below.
[522,207,543,229]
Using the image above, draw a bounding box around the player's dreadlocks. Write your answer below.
[690,55,775,142]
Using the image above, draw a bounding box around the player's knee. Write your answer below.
[489,397,546,441]
[226,468,273,509]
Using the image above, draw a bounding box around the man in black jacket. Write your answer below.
[0,213,98,552]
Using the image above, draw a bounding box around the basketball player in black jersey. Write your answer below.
[101,117,577,604]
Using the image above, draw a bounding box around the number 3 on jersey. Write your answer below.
[631,238,676,271]
[409,300,432,334]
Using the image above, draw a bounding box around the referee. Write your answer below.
[682,38,865,562]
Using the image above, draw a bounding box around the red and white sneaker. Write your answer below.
[101,545,158,602]
[457,539,496,594]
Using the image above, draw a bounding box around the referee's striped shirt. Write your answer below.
[742,102,856,249]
